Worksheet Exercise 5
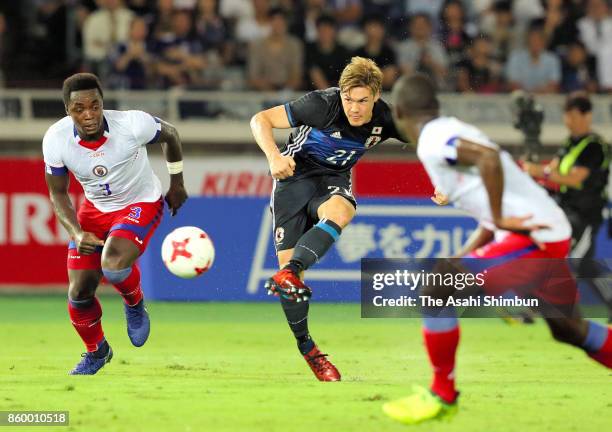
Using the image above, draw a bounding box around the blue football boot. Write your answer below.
[69,344,113,375]
[124,300,150,347]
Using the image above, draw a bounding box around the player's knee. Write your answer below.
[101,252,132,273]
[68,282,96,301]
[326,206,355,228]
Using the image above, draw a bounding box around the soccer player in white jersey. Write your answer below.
[43,73,187,375]
[382,74,612,424]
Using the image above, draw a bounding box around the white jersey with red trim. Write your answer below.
[43,109,162,212]
[417,116,571,243]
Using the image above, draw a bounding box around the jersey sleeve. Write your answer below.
[574,140,604,170]
[127,110,162,146]
[284,90,334,129]
[42,129,68,176]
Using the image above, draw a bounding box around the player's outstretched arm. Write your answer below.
[250,105,295,180]
[156,120,188,216]
[45,172,104,254]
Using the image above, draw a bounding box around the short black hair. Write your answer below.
[316,14,336,28]
[564,92,592,113]
[362,13,385,28]
[493,0,512,13]
[268,7,286,19]
[410,13,432,25]
[392,74,439,116]
[62,73,103,107]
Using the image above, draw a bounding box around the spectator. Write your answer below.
[109,16,153,89]
[126,0,156,16]
[481,0,520,64]
[234,0,271,43]
[438,0,472,67]
[300,0,330,42]
[154,9,206,88]
[456,35,503,93]
[540,0,580,54]
[304,15,350,90]
[578,0,612,91]
[396,13,448,87]
[247,7,303,90]
[328,0,363,29]
[327,0,364,50]
[83,0,134,78]
[33,0,73,80]
[150,0,174,39]
[196,0,232,61]
[577,0,612,56]
[353,14,397,90]
[195,0,232,88]
[561,40,598,93]
[505,25,561,93]
[405,0,445,26]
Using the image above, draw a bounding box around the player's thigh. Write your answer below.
[272,177,317,252]
[310,173,356,227]
[68,269,103,300]
[101,236,140,270]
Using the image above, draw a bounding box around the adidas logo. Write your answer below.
[331,131,342,139]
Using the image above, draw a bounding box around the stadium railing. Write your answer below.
[1,89,612,145]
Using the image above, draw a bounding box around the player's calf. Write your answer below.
[101,265,150,347]
[547,317,612,369]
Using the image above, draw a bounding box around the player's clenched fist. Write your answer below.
[74,231,105,255]
[269,154,296,180]
[431,187,449,206]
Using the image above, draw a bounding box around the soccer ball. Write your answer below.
[161,226,215,279]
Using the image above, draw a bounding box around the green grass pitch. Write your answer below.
[1,295,610,432]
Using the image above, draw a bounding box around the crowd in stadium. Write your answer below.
[1,0,612,94]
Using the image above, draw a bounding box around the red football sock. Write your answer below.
[423,326,460,403]
[68,297,105,352]
[588,327,612,369]
[112,265,143,306]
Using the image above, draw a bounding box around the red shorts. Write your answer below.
[464,233,577,305]
[67,197,164,270]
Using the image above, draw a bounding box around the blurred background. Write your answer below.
[0,0,611,302]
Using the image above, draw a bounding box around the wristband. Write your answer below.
[166,161,183,174]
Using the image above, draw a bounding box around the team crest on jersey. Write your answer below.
[365,136,382,148]
[371,126,383,135]
[275,227,285,244]
[93,165,108,177]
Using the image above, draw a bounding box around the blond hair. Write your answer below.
[338,57,383,96]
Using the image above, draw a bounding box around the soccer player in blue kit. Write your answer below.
[250,57,405,381]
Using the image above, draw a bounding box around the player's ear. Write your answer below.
[373,91,381,102]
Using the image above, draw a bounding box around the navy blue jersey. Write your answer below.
[283,88,403,171]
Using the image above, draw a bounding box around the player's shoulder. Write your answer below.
[306,87,341,107]
[421,116,494,148]
[103,109,144,124]
[104,109,157,135]
[43,116,74,145]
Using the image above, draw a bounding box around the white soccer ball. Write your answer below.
[161,226,215,279]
